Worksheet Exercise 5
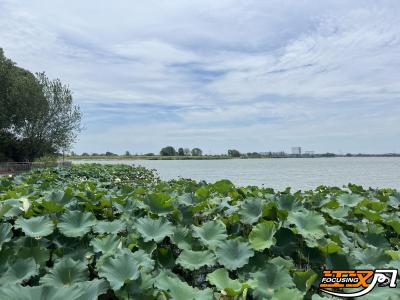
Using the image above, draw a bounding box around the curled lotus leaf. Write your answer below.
[286,210,326,243]
[90,234,120,254]
[336,193,364,207]
[58,211,96,237]
[176,249,216,270]
[239,198,263,224]
[207,268,249,296]
[93,220,126,234]
[135,217,174,243]
[0,258,38,285]
[14,216,54,238]
[215,239,254,270]
[192,220,227,248]
[249,221,277,251]
[250,263,295,299]
[155,270,213,300]
[0,222,12,250]
[98,250,140,290]
[40,258,88,287]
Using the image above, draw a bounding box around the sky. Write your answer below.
[1,0,399,154]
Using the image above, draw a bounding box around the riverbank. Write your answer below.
[67,153,400,161]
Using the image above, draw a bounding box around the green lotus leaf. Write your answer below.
[18,246,50,266]
[98,249,140,290]
[293,269,318,292]
[213,179,235,194]
[311,295,340,300]
[239,198,263,224]
[192,220,227,249]
[40,258,88,286]
[215,239,254,270]
[270,256,295,270]
[171,226,194,250]
[144,193,174,215]
[286,210,326,245]
[384,217,400,234]
[336,193,364,207]
[363,232,390,248]
[321,206,349,222]
[75,279,109,300]
[90,234,120,254]
[317,239,342,254]
[155,270,213,300]
[389,195,400,209]
[385,250,400,260]
[249,221,277,251]
[351,247,392,267]
[0,258,38,285]
[93,220,126,234]
[361,284,400,300]
[271,287,304,300]
[0,284,83,300]
[0,280,108,300]
[250,263,295,299]
[0,222,12,250]
[58,211,96,237]
[176,249,216,270]
[207,268,249,296]
[177,193,197,206]
[0,204,12,218]
[135,217,174,242]
[130,249,154,272]
[14,216,54,238]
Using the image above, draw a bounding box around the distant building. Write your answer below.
[304,151,315,155]
[291,147,302,155]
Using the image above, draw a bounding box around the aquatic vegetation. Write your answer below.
[0,164,399,299]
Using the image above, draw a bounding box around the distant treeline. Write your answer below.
[69,147,400,159]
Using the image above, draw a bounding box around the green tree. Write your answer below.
[228,149,241,157]
[105,151,117,156]
[160,146,176,156]
[178,148,185,156]
[125,150,131,156]
[191,148,202,156]
[0,49,81,161]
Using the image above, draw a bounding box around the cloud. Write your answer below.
[0,0,399,154]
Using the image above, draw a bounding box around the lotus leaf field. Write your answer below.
[0,164,399,299]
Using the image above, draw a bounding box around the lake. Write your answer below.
[73,157,400,191]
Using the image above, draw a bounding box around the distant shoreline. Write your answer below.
[66,154,400,161]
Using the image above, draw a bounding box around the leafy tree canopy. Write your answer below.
[0,48,81,161]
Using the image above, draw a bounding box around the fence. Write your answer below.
[0,161,72,176]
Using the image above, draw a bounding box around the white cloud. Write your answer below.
[0,0,399,153]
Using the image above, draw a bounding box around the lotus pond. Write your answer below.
[0,164,399,299]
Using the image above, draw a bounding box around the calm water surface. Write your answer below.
[74,157,400,191]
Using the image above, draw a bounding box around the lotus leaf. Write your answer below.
[176,249,216,270]
[14,216,54,238]
[98,249,140,290]
[93,220,126,234]
[215,239,254,270]
[249,221,277,251]
[135,217,174,242]
[40,258,88,286]
[58,211,96,237]
[207,268,249,296]
[192,220,227,248]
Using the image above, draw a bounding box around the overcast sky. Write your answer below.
[1,0,399,154]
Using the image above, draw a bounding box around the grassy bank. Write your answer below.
[67,155,233,160]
